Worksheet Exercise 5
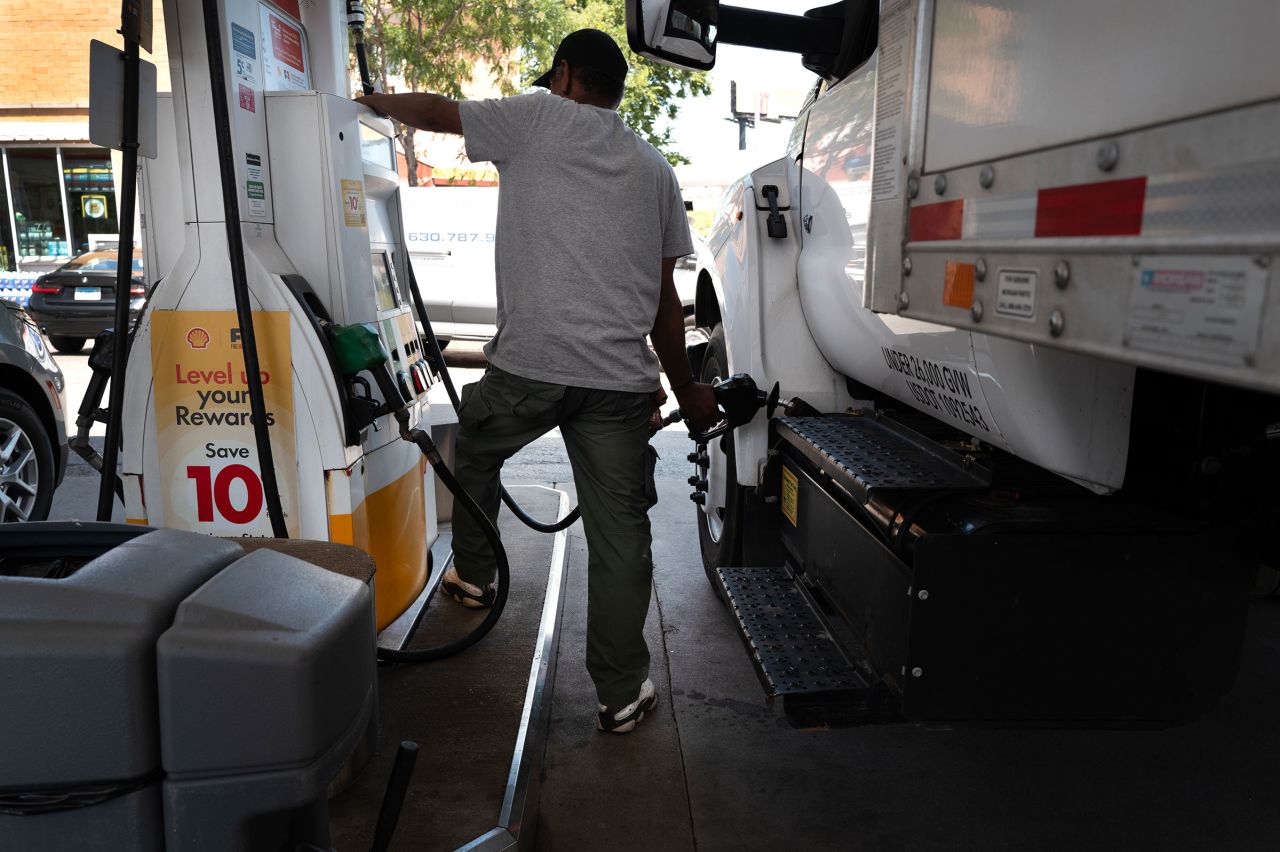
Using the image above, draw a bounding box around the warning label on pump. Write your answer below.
[150,311,298,537]
[1125,255,1268,366]
[781,466,799,526]
[996,268,1037,319]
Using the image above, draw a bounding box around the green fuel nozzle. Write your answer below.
[329,323,412,433]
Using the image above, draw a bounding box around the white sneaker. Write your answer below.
[596,678,657,734]
[439,566,496,609]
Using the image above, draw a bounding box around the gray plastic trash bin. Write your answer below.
[158,549,376,850]
[0,526,243,852]
[0,524,377,852]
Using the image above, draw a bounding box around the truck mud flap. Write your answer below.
[716,564,898,728]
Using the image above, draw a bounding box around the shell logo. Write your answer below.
[186,327,211,350]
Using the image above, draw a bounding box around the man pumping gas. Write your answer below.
[358,28,719,735]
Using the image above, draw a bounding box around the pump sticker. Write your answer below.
[1124,255,1268,365]
[781,466,799,526]
[238,84,256,113]
[245,179,266,217]
[260,6,309,91]
[231,22,258,87]
[150,310,298,537]
[341,179,367,228]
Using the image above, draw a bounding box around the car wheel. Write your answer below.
[694,325,744,598]
[0,389,56,523]
[48,335,86,354]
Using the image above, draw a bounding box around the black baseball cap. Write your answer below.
[532,29,629,88]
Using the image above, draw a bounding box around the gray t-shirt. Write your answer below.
[458,92,693,393]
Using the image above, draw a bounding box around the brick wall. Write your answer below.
[0,0,169,119]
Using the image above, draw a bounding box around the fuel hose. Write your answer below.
[402,256,582,534]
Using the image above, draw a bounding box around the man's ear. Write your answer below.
[554,60,573,97]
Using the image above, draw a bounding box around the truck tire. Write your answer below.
[0,388,56,523]
[695,325,744,595]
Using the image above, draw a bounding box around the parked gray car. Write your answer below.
[0,298,68,522]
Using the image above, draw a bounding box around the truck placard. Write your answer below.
[1125,255,1268,366]
[150,310,298,536]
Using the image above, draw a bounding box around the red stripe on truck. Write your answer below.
[1034,177,1147,237]
[908,200,965,241]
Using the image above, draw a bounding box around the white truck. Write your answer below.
[629,0,1280,726]
[401,186,499,344]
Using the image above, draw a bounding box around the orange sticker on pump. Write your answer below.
[943,261,976,309]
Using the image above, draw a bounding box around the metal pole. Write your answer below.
[96,38,141,521]
[55,147,75,258]
[2,149,22,270]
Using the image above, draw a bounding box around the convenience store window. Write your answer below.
[6,148,69,263]
[0,165,13,272]
[62,149,119,256]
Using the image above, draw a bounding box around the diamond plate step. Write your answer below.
[718,564,867,696]
[777,415,988,503]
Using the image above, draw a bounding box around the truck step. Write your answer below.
[717,564,896,727]
[777,415,987,503]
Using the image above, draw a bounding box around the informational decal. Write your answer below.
[870,0,910,202]
[781,466,799,527]
[238,84,255,113]
[245,179,266,217]
[341,179,367,228]
[231,22,258,86]
[245,152,262,181]
[259,4,309,91]
[150,310,297,537]
[1125,255,1268,365]
[996,268,1037,319]
[881,346,991,433]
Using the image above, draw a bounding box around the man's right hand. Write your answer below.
[674,382,720,434]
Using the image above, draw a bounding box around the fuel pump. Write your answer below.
[117,0,439,630]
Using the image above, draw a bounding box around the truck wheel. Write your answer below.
[695,325,744,596]
[48,335,86,354]
[0,389,56,523]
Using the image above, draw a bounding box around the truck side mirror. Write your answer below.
[626,0,718,71]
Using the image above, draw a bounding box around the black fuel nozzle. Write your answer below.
[668,373,782,444]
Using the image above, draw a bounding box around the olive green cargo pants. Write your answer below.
[451,365,659,708]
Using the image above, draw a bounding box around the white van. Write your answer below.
[402,186,499,344]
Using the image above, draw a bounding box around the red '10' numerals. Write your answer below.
[186,464,264,524]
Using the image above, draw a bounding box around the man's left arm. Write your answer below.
[652,258,719,432]
[355,93,462,135]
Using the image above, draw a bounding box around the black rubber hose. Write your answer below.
[376,428,510,662]
[202,0,288,537]
[402,254,582,533]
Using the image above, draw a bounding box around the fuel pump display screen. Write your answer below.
[360,124,395,172]
[371,251,402,311]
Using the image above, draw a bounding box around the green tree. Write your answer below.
[361,0,564,184]
[519,0,710,166]
[360,1,710,178]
